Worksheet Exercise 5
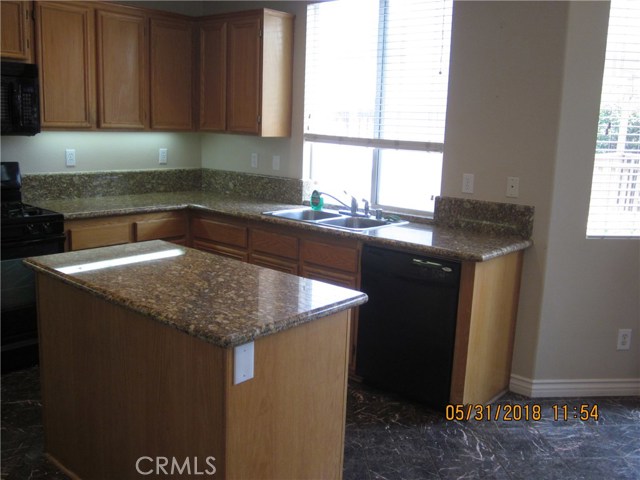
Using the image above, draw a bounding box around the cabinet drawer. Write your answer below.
[302,239,359,273]
[191,217,248,248]
[135,217,186,241]
[250,253,299,275]
[301,265,357,289]
[193,240,248,262]
[251,228,298,260]
[68,223,130,251]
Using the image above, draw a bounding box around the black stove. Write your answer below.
[2,201,64,244]
[1,162,66,372]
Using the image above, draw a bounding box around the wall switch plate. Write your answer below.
[617,329,632,350]
[251,153,258,168]
[233,341,254,384]
[65,149,76,167]
[159,148,168,165]
[462,173,474,194]
[506,176,520,198]
[272,155,280,171]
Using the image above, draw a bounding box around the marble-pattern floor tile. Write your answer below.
[2,367,639,480]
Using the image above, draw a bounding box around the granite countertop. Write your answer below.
[24,240,368,348]
[35,191,533,262]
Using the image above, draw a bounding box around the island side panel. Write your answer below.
[224,310,352,480]
[36,274,226,480]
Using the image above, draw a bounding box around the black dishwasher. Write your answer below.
[356,245,460,409]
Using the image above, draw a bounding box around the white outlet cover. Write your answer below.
[506,176,520,198]
[251,153,258,168]
[233,341,255,384]
[462,173,474,194]
[65,149,76,167]
[272,155,280,171]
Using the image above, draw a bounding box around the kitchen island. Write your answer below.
[25,240,367,480]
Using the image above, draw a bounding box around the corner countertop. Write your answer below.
[34,191,533,262]
[24,240,368,348]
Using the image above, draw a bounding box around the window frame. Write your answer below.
[303,0,450,215]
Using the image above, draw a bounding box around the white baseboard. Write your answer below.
[510,374,640,398]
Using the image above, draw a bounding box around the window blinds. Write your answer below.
[587,0,640,237]
[304,0,452,151]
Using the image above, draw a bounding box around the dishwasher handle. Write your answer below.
[411,258,453,272]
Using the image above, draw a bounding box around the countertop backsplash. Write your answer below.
[434,196,534,239]
[22,168,534,240]
[22,168,313,206]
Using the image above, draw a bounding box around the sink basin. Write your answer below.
[263,208,343,221]
[317,216,399,230]
[263,208,407,232]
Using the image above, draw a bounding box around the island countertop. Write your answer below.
[24,240,368,348]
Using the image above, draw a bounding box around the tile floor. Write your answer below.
[1,366,639,479]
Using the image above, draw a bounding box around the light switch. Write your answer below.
[233,341,254,385]
[159,148,168,165]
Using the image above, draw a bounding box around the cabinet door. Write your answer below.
[150,16,194,130]
[37,1,95,128]
[67,222,131,251]
[1,1,33,62]
[199,18,226,132]
[226,15,261,134]
[96,8,147,129]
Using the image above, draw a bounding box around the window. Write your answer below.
[587,0,640,238]
[304,0,452,214]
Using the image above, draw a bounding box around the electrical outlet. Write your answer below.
[233,341,254,385]
[159,148,168,165]
[617,329,632,350]
[506,176,520,198]
[272,155,280,171]
[462,173,474,194]
[65,149,76,167]
[251,153,258,169]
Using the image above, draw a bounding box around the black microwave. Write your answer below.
[1,61,41,136]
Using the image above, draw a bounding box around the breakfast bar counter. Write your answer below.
[25,240,367,479]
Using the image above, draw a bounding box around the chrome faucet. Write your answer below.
[362,199,370,216]
[316,191,366,217]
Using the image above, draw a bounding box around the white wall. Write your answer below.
[443,0,639,393]
[536,2,639,384]
[0,132,201,173]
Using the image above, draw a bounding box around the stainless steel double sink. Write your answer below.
[262,208,407,232]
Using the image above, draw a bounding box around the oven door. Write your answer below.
[1,234,65,373]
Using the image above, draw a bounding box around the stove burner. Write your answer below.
[1,202,47,219]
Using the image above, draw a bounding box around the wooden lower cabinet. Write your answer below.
[248,226,299,275]
[66,208,525,403]
[190,214,248,261]
[65,211,187,251]
[450,251,524,404]
[37,273,351,479]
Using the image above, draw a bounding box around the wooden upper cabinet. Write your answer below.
[199,18,227,132]
[96,8,148,129]
[149,16,194,130]
[36,1,95,128]
[199,9,294,137]
[226,15,262,135]
[1,1,34,62]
